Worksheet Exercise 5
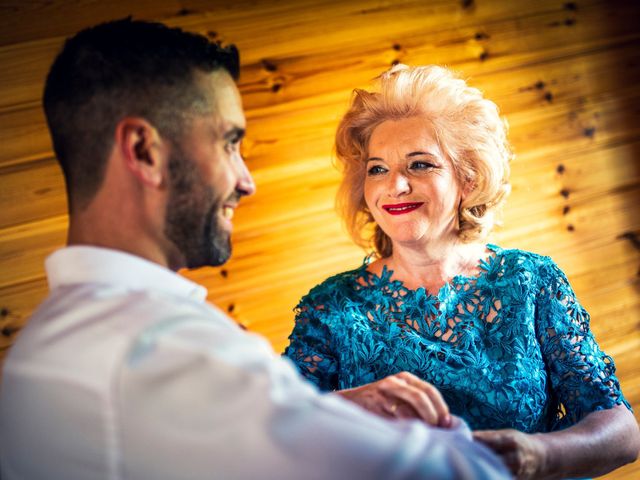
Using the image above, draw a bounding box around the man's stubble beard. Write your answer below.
[164,148,232,269]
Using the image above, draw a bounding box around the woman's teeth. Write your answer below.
[388,205,414,212]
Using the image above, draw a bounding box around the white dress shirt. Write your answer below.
[0,246,507,480]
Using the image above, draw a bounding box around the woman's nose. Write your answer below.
[389,172,411,196]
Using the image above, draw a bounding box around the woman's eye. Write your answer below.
[367,165,387,175]
[410,161,434,170]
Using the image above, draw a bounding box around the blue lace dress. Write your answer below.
[284,245,630,432]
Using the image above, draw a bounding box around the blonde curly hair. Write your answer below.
[335,64,513,257]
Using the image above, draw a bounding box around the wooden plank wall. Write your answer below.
[0,0,638,477]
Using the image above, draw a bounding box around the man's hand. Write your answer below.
[335,372,452,428]
[473,429,549,479]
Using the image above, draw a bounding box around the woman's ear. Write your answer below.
[461,178,475,201]
[116,117,168,188]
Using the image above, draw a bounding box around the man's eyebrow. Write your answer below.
[223,127,245,141]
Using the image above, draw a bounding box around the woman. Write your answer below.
[284,65,639,479]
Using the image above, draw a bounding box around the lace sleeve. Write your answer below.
[283,297,339,392]
[535,258,630,430]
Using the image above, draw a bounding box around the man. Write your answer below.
[0,19,507,479]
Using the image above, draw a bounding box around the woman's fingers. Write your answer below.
[399,372,452,427]
[384,381,437,424]
[378,372,451,427]
[473,430,520,476]
[335,372,452,427]
[473,429,545,479]
[382,398,401,417]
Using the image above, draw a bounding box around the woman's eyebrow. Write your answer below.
[407,151,437,158]
[367,151,439,162]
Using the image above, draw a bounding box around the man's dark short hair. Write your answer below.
[43,18,239,210]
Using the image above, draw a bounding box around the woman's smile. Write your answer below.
[382,202,424,215]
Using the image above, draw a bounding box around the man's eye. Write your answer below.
[225,139,241,154]
[367,165,387,176]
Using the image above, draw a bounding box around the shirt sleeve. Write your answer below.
[283,294,339,391]
[534,258,630,430]
[115,313,509,480]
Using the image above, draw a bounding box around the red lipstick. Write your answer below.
[382,202,424,215]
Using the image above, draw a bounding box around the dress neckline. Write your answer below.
[357,244,502,299]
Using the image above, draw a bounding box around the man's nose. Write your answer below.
[236,157,256,197]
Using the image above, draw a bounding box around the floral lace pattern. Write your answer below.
[284,245,629,432]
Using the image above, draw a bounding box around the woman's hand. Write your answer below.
[473,429,549,480]
[335,371,452,428]
[474,406,639,479]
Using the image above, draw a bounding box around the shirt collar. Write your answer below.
[45,246,208,302]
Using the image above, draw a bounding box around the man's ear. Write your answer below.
[115,117,168,188]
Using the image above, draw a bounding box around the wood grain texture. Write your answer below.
[0,1,638,477]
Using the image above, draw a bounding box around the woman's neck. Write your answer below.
[373,238,487,292]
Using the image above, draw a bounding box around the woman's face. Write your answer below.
[364,116,465,249]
